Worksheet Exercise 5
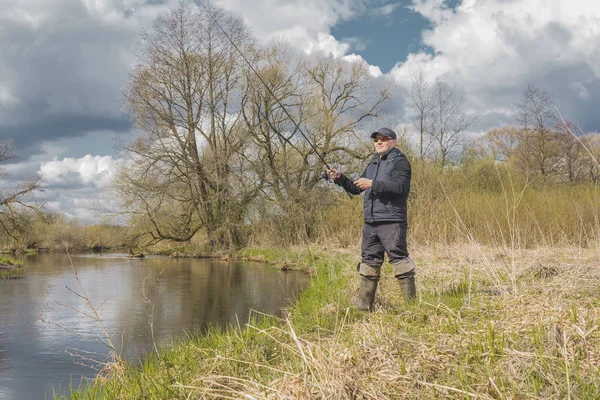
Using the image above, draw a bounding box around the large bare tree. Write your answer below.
[118,1,390,247]
[243,51,389,194]
[241,48,389,241]
[119,1,256,248]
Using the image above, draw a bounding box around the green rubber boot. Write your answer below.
[397,271,416,303]
[357,275,379,312]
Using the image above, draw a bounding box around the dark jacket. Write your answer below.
[336,147,411,223]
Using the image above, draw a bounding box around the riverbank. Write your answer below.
[61,244,600,399]
[0,257,24,279]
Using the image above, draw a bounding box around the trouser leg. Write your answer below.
[375,221,409,263]
[361,223,385,268]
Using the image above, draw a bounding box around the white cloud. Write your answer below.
[409,0,455,24]
[216,0,361,46]
[373,3,400,17]
[306,33,351,57]
[39,155,115,188]
[216,0,387,77]
[343,54,383,77]
[391,0,600,130]
[35,155,119,223]
[215,0,381,63]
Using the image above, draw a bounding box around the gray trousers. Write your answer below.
[359,221,415,278]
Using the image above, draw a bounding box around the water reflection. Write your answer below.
[0,253,310,400]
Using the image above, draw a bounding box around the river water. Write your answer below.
[0,253,310,399]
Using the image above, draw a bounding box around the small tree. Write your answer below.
[514,85,561,179]
[0,141,41,247]
[406,70,433,160]
[555,121,588,183]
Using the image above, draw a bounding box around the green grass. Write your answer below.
[0,256,23,266]
[59,246,600,399]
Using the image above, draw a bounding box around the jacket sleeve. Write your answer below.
[334,172,365,195]
[370,155,411,196]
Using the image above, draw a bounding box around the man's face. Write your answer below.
[373,135,397,155]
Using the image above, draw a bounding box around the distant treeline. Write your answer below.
[0,214,131,253]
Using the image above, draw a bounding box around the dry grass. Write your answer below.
[153,245,600,399]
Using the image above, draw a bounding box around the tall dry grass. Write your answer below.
[250,159,600,251]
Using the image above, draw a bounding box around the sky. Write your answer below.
[1,0,600,223]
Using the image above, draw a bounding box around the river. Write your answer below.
[0,253,310,399]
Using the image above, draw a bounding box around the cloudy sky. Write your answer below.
[1,0,599,223]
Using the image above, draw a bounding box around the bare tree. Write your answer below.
[117,1,390,247]
[241,42,306,206]
[556,125,600,184]
[0,141,11,178]
[301,55,389,189]
[428,80,475,168]
[555,121,587,183]
[514,85,561,178]
[462,125,519,166]
[406,71,433,160]
[241,48,389,241]
[582,134,600,184]
[0,141,41,245]
[119,1,256,249]
[242,49,388,201]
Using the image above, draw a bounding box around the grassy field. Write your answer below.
[59,244,600,399]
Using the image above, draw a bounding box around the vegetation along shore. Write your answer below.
[59,245,600,399]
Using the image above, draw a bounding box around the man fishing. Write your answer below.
[328,127,415,311]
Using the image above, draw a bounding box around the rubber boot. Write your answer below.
[356,275,379,312]
[396,271,416,303]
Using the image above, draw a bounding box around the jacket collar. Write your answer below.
[372,147,399,161]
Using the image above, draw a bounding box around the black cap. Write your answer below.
[370,127,397,140]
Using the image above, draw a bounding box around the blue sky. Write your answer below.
[331,1,431,73]
[1,0,600,222]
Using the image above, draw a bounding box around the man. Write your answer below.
[329,127,415,311]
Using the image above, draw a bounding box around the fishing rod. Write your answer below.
[199,1,353,199]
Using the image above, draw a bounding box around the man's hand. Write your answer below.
[328,168,341,181]
[354,178,372,190]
